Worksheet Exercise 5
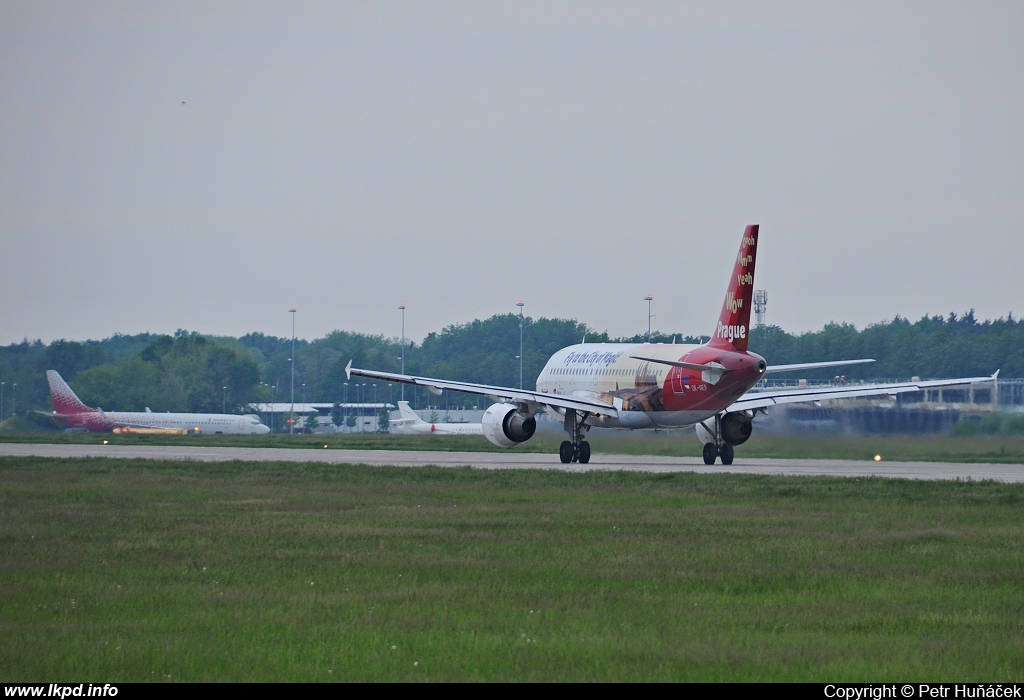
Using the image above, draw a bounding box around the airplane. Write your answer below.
[390,400,484,435]
[44,370,271,435]
[347,225,998,465]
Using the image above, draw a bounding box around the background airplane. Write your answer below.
[45,370,270,435]
[390,401,484,435]
[349,225,996,465]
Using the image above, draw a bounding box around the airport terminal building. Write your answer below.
[250,402,393,433]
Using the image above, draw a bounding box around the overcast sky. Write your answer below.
[2,1,1022,346]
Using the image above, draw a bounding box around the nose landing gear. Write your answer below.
[559,409,592,464]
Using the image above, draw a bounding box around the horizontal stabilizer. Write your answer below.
[629,355,730,376]
[765,359,875,373]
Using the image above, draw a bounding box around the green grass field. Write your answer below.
[3,429,1024,464]
[2,456,1023,681]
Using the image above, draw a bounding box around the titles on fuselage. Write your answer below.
[563,350,625,366]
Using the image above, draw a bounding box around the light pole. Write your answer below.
[222,386,227,413]
[360,384,366,432]
[302,383,306,405]
[271,385,277,431]
[398,303,406,400]
[355,383,361,432]
[343,382,348,431]
[1,381,5,422]
[516,299,525,389]
[289,306,296,433]
[644,294,653,341]
[11,382,15,419]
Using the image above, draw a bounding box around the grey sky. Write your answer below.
[2,1,1022,346]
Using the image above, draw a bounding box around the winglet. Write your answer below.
[993,369,1001,380]
[345,359,352,380]
[708,224,758,352]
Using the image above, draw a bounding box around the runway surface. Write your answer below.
[1,442,1022,482]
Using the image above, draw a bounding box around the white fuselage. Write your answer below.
[395,420,484,435]
[392,401,484,435]
[87,411,270,434]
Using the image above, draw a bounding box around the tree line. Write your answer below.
[0,310,1019,418]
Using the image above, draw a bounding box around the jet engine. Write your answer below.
[695,412,754,446]
[481,403,536,448]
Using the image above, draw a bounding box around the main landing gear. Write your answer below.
[700,415,735,466]
[702,441,734,465]
[560,409,592,464]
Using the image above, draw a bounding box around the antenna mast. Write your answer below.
[754,289,768,328]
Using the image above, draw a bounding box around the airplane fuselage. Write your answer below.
[535,342,766,429]
[395,421,483,435]
[53,410,270,435]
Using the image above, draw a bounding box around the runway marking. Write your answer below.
[1,443,1022,482]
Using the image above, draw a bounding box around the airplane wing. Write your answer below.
[345,361,619,417]
[112,427,190,435]
[730,371,999,412]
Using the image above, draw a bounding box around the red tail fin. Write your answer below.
[708,224,759,352]
[46,370,96,414]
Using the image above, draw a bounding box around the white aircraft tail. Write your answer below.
[397,401,425,425]
[46,370,96,415]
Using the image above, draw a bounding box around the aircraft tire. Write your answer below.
[702,442,718,465]
[559,441,574,464]
[719,443,734,465]
[578,441,591,464]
